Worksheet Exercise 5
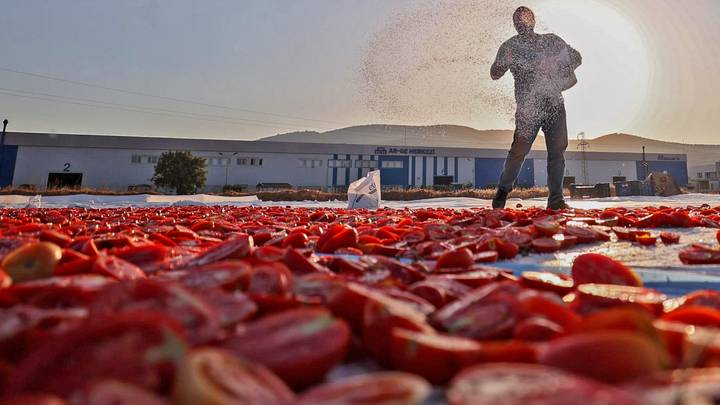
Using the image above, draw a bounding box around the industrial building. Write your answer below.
[689,162,720,192]
[0,132,689,193]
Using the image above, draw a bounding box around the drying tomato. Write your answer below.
[571,253,642,287]
[173,348,294,405]
[539,331,665,383]
[5,311,186,397]
[90,279,221,344]
[447,363,640,405]
[659,232,680,245]
[296,372,430,405]
[223,308,349,388]
[520,271,574,295]
[1,242,62,283]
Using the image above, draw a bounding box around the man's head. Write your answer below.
[513,6,535,35]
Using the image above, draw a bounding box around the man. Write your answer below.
[490,6,582,210]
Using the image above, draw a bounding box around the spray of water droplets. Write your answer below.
[360,0,545,127]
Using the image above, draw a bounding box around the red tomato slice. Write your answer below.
[520,271,574,295]
[661,305,720,328]
[91,253,146,281]
[531,237,562,253]
[173,348,294,405]
[533,219,560,237]
[177,260,252,291]
[90,279,221,344]
[390,328,482,384]
[296,372,431,405]
[659,232,680,245]
[430,281,522,340]
[436,247,474,270]
[362,292,433,366]
[575,283,667,315]
[68,379,168,405]
[6,311,186,397]
[0,274,114,307]
[636,234,658,246]
[448,363,640,405]
[539,331,665,384]
[571,253,642,287]
[223,308,349,389]
[186,233,254,267]
[679,246,720,264]
[513,317,564,341]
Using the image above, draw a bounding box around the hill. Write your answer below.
[259,125,719,167]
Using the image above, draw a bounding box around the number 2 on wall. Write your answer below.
[63,163,71,172]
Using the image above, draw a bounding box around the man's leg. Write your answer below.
[542,102,569,209]
[493,118,540,208]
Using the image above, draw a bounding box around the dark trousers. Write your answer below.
[497,101,568,207]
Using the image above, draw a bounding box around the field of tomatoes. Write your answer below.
[0,204,719,404]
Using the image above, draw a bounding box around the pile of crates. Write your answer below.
[613,180,655,197]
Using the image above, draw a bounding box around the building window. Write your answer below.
[147,155,159,164]
[131,154,142,164]
[355,160,378,168]
[328,159,352,168]
[380,160,404,169]
[698,172,703,179]
[299,159,323,168]
[236,157,262,166]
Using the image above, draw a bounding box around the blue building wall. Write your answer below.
[474,158,534,189]
[0,145,18,187]
[379,155,409,186]
[636,161,689,185]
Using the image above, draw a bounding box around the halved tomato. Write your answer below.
[661,306,720,328]
[1,242,62,283]
[92,254,146,280]
[430,281,522,340]
[90,279,221,344]
[659,232,680,245]
[296,372,430,405]
[68,379,168,405]
[575,283,667,315]
[390,328,482,384]
[448,363,639,405]
[531,237,561,253]
[173,348,294,405]
[435,248,474,270]
[571,253,642,287]
[223,308,349,388]
[520,271,574,295]
[539,331,665,383]
[362,292,433,366]
[6,311,186,397]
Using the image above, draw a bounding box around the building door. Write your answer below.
[378,156,409,187]
[47,172,83,189]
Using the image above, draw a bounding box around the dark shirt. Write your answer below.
[492,33,581,115]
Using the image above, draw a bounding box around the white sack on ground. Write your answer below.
[347,170,382,209]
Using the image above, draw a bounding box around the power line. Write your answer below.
[0,65,353,127]
[0,89,312,131]
[0,86,334,131]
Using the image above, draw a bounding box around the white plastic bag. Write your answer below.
[347,170,381,209]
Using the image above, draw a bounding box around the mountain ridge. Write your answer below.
[259,124,718,167]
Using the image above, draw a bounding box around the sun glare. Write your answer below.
[534,0,651,138]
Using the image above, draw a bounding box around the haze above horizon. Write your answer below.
[0,0,718,145]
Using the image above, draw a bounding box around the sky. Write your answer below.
[0,0,718,144]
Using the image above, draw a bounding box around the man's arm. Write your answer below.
[490,42,511,80]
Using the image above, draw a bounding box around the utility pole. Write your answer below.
[641,146,649,180]
[577,132,589,184]
[0,119,8,185]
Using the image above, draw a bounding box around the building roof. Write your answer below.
[4,132,687,161]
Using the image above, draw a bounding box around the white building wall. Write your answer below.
[13,146,332,192]
[533,158,637,187]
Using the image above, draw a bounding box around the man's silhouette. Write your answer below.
[491,6,582,210]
